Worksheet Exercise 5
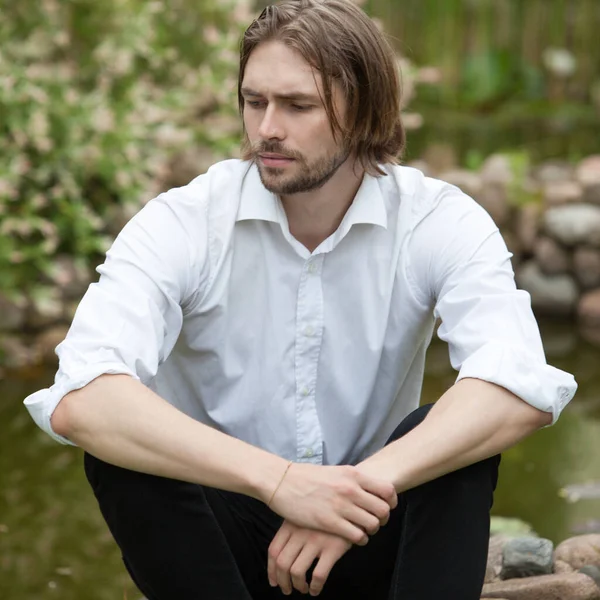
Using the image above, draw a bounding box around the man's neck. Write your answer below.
[281,160,365,253]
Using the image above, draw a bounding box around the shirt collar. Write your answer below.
[236,162,388,231]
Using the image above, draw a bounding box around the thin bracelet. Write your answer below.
[267,461,293,508]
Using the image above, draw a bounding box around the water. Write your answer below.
[1,320,599,599]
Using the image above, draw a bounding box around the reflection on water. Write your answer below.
[1,320,599,599]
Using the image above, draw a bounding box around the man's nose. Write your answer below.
[258,105,284,140]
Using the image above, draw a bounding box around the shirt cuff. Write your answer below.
[23,364,139,445]
[455,341,577,425]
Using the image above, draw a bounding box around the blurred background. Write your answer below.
[1,0,599,598]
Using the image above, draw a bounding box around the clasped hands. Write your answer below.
[266,462,397,596]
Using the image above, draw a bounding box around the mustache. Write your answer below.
[252,142,304,162]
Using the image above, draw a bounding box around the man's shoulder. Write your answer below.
[383,163,471,223]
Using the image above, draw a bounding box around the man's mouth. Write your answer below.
[259,153,295,167]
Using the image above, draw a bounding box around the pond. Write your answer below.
[1,319,599,599]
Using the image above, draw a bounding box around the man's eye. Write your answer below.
[246,100,264,108]
[291,104,311,111]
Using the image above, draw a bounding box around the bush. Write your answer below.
[0,0,250,300]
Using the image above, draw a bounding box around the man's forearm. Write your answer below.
[358,377,552,493]
[51,374,287,502]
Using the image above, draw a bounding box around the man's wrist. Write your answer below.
[245,452,292,504]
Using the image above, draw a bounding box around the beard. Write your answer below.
[252,141,350,195]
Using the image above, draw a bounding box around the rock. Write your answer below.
[574,247,600,289]
[34,325,69,366]
[440,169,483,200]
[481,154,514,187]
[477,184,510,227]
[555,559,576,574]
[535,161,575,185]
[516,261,578,316]
[45,255,93,300]
[554,535,600,570]
[0,293,26,332]
[486,535,510,583]
[544,204,600,246]
[490,517,538,538]
[573,521,600,535]
[0,335,35,370]
[515,204,541,255]
[578,291,600,328]
[584,184,600,204]
[543,180,583,206]
[422,144,457,175]
[533,237,570,275]
[481,573,600,599]
[500,537,554,579]
[580,565,600,588]
[26,287,64,329]
[577,156,600,187]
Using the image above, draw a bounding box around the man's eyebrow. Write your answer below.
[240,87,321,103]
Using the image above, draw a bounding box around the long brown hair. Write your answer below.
[238,0,406,176]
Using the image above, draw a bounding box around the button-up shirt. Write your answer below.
[24,160,577,466]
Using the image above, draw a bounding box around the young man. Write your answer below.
[24,0,576,598]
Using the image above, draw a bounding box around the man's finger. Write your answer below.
[309,549,339,596]
[268,525,293,586]
[356,472,398,509]
[290,544,318,594]
[275,536,305,595]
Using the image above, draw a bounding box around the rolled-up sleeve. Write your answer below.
[409,186,577,424]
[24,191,208,444]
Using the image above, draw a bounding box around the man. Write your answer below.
[24,0,576,598]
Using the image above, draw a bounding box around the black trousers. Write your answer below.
[84,404,501,599]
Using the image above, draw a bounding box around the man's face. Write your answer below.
[241,40,349,195]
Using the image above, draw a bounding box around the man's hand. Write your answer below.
[268,520,351,596]
[268,463,396,545]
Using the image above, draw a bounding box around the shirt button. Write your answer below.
[304,448,314,458]
[301,387,310,396]
[307,263,317,274]
[304,325,314,337]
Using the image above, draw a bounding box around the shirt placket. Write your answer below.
[294,254,325,464]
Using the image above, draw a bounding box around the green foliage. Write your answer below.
[0,0,249,298]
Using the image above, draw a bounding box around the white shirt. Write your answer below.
[24,160,577,466]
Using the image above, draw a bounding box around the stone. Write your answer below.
[555,559,576,574]
[490,517,538,538]
[439,169,483,200]
[0,335,35,370]
[515,204,541,255]
[0,293,26,332]
[574,247,600,289]
[543,180,583,206]
[486,535,510,583]
[481,573,600,599]
[533,237,570,275]
[578,291,600,329]
[584,184,600,204]
[422,143,457,175]
[577,156,600,187]
[516,261,578,316]
[544,204,600,246]
[535,161,575,184]
[26,287,64,329]
[554,535,600,570]
[500,537,554,579]
[580,565,600,588]
[34,325,69,366]
[477,184,510,227]
[481,154,514,187]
